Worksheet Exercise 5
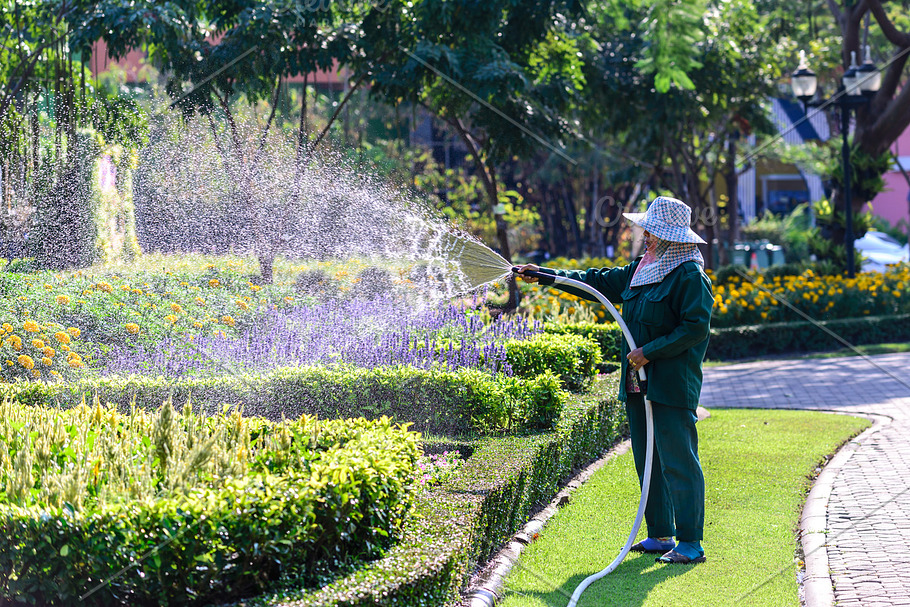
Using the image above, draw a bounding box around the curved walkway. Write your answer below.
[700,352,910,607]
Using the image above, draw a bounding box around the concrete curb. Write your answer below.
[460,440,632,606]
[800,411,891,607]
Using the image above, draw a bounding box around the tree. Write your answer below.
[0,0,146,269]
[756,1,910,254]
[72,0,370,280]
[574,0,783,266]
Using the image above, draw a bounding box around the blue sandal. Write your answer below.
[656,549,707,564]
[630,538,676,554]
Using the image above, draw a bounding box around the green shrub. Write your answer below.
[543,321,622,365]
[707,313,910,359]
[0,399,419,606]
[504,332,601,392]
[250,374,627,606]
[0,364,567,435]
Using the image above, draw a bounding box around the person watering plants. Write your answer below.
[516,196,713,565]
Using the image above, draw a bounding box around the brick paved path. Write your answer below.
[700,353,910,607]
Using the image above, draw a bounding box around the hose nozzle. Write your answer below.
[511,266,556,285]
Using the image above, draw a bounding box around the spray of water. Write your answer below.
[133,109,512,302]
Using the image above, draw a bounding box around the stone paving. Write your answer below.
[699,352,910,607]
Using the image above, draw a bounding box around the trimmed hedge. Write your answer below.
[0,364,566,435]
[543,321,622,365]
[0,403,419,606]
[246,375,627,606]
[504,332,602,391]
[707,313,910,360]
[537,314,910,361]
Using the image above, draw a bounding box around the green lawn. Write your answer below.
[500,409,870,607]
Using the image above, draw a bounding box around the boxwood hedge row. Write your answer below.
[542,315,910,362]
[543,322,622,367]
[504,332,601,392]
[706,313,910,359]
[0,404,419,606]
[0,365,566,435]
[245,375,627,606]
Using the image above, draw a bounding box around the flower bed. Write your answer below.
[708,265,910,328]
[516,258,910,332]
[0,399,419,605]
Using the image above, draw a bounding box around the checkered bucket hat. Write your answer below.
[622,196,706,244]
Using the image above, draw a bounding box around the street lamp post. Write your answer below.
[790,48,881,278]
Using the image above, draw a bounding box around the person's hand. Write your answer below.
[627,347,650,372]
[514,264,540,283]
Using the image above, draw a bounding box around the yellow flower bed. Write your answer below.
[0,320,85,382]
[517,257,910,329]
[708,264,910,328]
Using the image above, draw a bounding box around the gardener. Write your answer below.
[516,196,714,565]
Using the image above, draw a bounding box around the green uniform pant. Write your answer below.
[626,393,704,542]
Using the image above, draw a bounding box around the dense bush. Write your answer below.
[246,374,627,606]
[707,313,910,359]
[543,321,622,365]
[0,400,419,606]
[504,332,602,391]
[0,364,566,434]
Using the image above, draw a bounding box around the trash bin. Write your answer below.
[731,243,751,266]
[764,244,785,266]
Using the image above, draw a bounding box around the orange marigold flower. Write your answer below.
[235,300,249,311]
[221,315,235,327]
[68,359,84,369]
[23,320,40,333]
[67,327,80,337]
[165,314,178,324]
[125,323,140,335]
[209,279,220,288]
[17,354,35,370]
[54,331,71,345]
[55,295,70,305]
[43,347,55,358]
[31,339,45,349]
[170,303,184,314]
[41,356,53,367]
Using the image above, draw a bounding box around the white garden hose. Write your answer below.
[513,269,654,607]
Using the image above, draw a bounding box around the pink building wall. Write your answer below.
[89,40,347,87]
[865,128,910,231]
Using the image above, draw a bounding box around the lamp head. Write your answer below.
[791,50,817,102]
[857,45,881,96]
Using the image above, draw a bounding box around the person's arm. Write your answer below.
[641,268,712,360]
[517,264,634,304]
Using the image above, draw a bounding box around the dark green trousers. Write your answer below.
[626,393,704,542]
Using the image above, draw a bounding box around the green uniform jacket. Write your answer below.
[540,260,713,410]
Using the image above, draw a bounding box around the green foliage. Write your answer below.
[632,0,707,92]
[91,143,141,265]
[504,333,601,392]
[708,313,910,360]
[0,399,419,605]
[247,374,627,607]
[0,364,567,436]
[829,146,894,203]
[543,321,622,366]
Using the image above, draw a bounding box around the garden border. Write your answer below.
[239,374,627,607]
